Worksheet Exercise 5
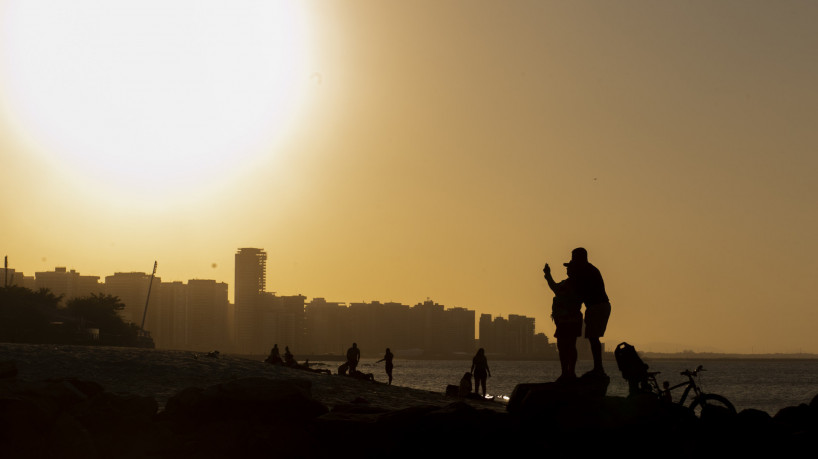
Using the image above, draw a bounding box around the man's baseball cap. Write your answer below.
[564,247,588,266]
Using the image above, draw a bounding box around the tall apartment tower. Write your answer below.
[234,248,267,354]
[104,272,160,326]
[187,279,229,352]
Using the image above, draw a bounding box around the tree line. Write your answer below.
[0,286,141,346]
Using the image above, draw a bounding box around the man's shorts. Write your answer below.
[584,302,611,338]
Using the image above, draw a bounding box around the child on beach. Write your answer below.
[544,263,583,382]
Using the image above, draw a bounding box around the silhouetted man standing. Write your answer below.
[346,342,361,374]
[565,247,610,376]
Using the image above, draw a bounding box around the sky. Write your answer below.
[1,1,817,354]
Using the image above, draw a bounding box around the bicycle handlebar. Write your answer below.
[681,365,705,377]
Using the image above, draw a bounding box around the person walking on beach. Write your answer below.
[346,342,361,374]
[566,247,611,377]
[375,347,394,384]
[543,261,582,382]
[471,348,491,398]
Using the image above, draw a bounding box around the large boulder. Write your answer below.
[0,361,17,379]
[0,377,148,459]
[774,403,817,435]
[163,377,328,423]
[310,402,515,458]
[507,372,610,419]
[152,377,329,458]
[505,375,707,454]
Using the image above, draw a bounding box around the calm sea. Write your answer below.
[345,357,818,415]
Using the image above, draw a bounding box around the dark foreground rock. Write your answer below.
[1,360,816,458]
[506,374,818,456]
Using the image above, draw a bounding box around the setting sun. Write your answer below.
[1,0,311,201]
[2,1,817,356]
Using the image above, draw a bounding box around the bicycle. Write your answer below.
[641,364,736,417]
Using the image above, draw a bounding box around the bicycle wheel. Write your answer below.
[688,393,736,417]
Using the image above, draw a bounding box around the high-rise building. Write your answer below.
[235,248,266,303]
[234,248,267,354]
[1,267,35,290]
[444,307,476,354]
[305,298,348,355]
[479,313,495,351]
[35,267,101,306]
[155,281,187,349]
[187,279,229,351]
[259,293,306,354]
[507,314,536,356]
[478,313,541,358]
[344,301,402,356]
[533,332,555,359]
[104,272,161,326]
[411,299,447,356]
[302,298,470,358]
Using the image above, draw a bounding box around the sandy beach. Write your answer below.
[1,344,506,413]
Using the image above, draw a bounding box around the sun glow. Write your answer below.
[1,0,310,201]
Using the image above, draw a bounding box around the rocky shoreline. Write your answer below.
[1,358,816,458]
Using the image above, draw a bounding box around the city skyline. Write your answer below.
[1,253,535,335]
[3,251,554,359]
[2,2,817,354]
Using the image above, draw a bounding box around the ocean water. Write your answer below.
[348,357,818,415]
[2,344,815,416]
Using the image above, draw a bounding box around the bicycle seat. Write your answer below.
[647,371,661,377]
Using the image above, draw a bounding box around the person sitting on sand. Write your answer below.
[346,342,361,373]
[458,372,473,397]
[471,348,490,398]
[265,344,283,365]
[544,262,582,383]
[375,348,394,385]
[283,346,297,367]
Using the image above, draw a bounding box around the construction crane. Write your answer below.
[137,261,157,348]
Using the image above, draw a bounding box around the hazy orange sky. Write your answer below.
[2,1,816,354]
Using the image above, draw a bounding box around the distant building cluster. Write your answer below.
[1,248,554,358]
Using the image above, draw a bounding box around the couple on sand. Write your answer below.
[544,247,611,383]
